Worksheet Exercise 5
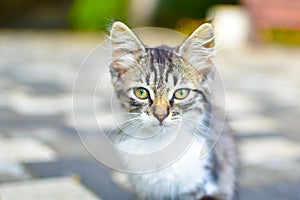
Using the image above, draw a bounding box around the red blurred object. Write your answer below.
[242,0,300,43]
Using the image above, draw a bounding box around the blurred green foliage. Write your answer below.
[68,0,129,30]
[154,0,238,28]
[68,0,237,30]
[262,29,300,45]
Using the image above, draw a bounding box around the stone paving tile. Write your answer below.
[0,161,30,183]
[229,114,280,136]
[240,137,300,166]
[0,137,56,163]
[241,163,300,189]
[0,111,68,132]
[9,93,72,116]
[0,176,101,200]
[225,91,263,117]
[240,181,300,200]
[25,157,135,200]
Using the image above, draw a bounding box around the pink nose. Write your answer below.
[152,105,169,123]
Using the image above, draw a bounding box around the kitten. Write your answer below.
[109,21,239,200]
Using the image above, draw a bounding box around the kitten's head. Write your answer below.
[109,22,215,128]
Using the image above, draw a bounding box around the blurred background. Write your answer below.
[0,0,300,200]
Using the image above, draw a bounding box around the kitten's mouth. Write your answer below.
[151,117,180,128]
[151,122,164,127]
[149,119,165,127]
[153,124,168,132]
[154,121,171,128]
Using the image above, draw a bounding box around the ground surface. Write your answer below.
[0,30,300,200]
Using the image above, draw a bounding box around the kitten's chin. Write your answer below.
[147,116,181,127]
[137,121,180,138]
[117,123,182,154]
[150,120,180,128]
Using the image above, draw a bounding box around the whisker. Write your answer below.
[180,120,216,142]
[119,120,144,142]
[113,112,140,116]
[104,116,142,142]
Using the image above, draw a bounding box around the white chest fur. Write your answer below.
[117,133,217,199]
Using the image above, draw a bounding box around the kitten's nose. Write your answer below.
[152,105,169,124]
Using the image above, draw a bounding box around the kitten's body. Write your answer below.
[109,22,239,200]
[122,119,237,200]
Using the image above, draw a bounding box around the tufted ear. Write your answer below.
[175,23,216,76]
[110,21,145,78]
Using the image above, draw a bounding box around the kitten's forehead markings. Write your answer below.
[149,62,158,85]
[140,69,149,84]
[148,48,177,88]
[145,73,150,85]
[136,47,203,101]
[155,62,162,86]
[164,66,173,84]
[173,74,178,86]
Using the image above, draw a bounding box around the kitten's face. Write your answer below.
[110,22,215,128]
[114,49,206,127]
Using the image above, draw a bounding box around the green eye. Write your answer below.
[134,87,149,99]
[174,88,190,100]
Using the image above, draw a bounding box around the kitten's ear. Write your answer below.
[110,21,145,77]
[175,23,216,76]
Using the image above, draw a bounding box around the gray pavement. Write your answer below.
[0,30,300,200]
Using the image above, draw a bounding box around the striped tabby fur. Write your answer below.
[109,21,238,200]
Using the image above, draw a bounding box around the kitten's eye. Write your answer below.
[134,87,149,99]
[173,88,190,100]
